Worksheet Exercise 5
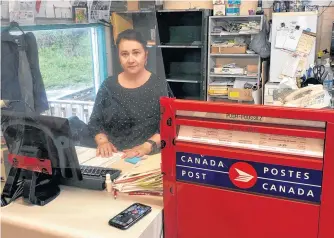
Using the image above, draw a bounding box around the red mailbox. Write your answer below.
[160,97,334,238]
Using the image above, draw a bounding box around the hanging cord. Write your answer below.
[1,179,24,207]
[318,1,333,17]
[7,100,35,112]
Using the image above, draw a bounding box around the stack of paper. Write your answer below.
[113,155,163,196]
[75,146,123,167]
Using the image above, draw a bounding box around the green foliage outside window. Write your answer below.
[34,28,93,90]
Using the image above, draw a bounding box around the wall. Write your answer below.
[316,6,334,53]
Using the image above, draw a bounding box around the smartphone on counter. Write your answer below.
[108,203,152,230]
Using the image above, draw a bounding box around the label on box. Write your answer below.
[213,0,224,4]
[226,7,240,15]
[227,0,241,4]
[228,88,253,101]
[214,5,225,15]
[229,92,240,98]
[214,67,244,75]
[176,152,322,203]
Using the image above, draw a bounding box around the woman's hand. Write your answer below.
[96,141,118,158]
[95,133,117,157]
[121,142,152,159]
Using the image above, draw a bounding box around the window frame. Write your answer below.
[2,23,108,90]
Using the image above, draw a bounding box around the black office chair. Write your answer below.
[68,116,95,148]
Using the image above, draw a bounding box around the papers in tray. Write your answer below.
[177,125,324,158]
[113,155,162,196]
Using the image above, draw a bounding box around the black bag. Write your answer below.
[249,18,271,59]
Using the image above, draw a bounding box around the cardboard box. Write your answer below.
[214,4,225,15]
[264,82,280,105]
[247,65,258,73]
[226,4,240,15]
[239,1,257,15]
[127,1,139,11]
[228,88,253,101]
[211,46,220,53]
[111,13,134,43]
[208,86,230,96]
[215,57,258,69]
[211,45,246,54]
[220,45,246,54]
[246,64,258,76]
[227,0,241,4]
[213,0,224,4]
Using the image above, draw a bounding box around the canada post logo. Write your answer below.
[229,162,257,189]
[176,152,323,203]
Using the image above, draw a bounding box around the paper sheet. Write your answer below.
[283,28,303,52]
[88,0,111,23]
[75,146,123,167]
[9,0,35,25]
[296,57,308,77]
[1,1,10,19]
[281,55,300,78]
[296,31,316,55]
[177,125,324,158]
[275,27,288,49]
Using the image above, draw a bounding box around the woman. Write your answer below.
[88,29,168,159]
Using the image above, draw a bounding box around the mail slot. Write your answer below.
[160,97,334,238]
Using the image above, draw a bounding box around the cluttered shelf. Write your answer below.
[207,76,260,102]
[210,15,263,35]
[207,14,262,104]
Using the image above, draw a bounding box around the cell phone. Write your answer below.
[108,203,152,230]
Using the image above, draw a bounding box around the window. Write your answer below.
[30,26,106,122]
[34,28,94,97]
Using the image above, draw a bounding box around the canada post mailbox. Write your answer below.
[160,97,334,238]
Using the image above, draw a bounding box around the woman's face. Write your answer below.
[118,39,148,75]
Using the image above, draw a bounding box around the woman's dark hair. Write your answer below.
[116,29,147,50]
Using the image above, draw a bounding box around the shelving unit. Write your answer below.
[156,9,211,100]
[111,9,210,100]
[207,15,263,103]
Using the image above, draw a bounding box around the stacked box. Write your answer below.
[213,0,225,16]
[225,0,240,16]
